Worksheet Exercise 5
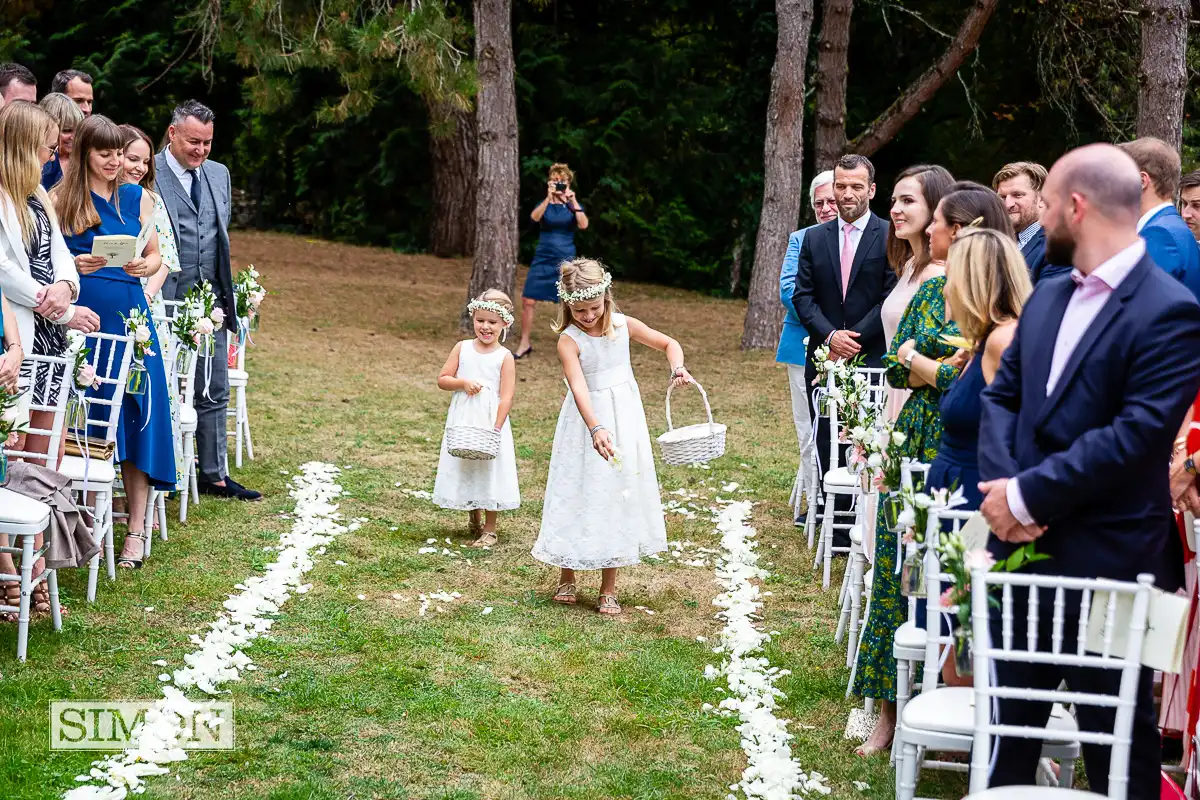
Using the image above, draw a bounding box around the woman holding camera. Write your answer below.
[515,163,588,359]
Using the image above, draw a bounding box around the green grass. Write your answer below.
[0,232,958,800]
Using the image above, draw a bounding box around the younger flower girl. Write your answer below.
[433,290,520,546]
[532,258,692,615]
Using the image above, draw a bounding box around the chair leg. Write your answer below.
[143,492,154,559]
[16,535,32,662]
[234,395,244,470]
[243,393,254,461]
[103,495,115,581]
[892,658,911,765]
[181,435,194,522]
[897,739,920,800]
[1060,759,1075,789]
[157,494,168,541]
[835,567,851,645]
[48,567,62,632]
[822,513,834,589]
[847,547,864,668]
[86,551,100,604]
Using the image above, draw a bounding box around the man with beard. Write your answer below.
[977,143,1200,798]
[1119,137,1200,303]
[993,161,1070,283]
[1180,170,1200,242]
[793,154,896,543]
[778,170,839,522]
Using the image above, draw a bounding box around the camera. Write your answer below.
[554,181,567,192]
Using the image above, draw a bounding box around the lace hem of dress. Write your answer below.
[433,495,520,512]
[530,544,664,571]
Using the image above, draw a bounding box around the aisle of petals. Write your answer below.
[64,462,354,800]
[704,500,830,799]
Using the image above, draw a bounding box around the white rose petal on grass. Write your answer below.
[157,674,171,682]
[356,594,366,601]
[151,660,167,667]
[334,560,346,566]
[481,607,493,615]
[853,781,871,792]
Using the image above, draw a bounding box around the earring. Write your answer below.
[501,327,508,343]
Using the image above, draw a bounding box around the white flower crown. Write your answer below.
[556,272,613,304]
[466,299,514,325]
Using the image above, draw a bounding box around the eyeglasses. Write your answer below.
[40,143,59,156]
[814,199,838,208]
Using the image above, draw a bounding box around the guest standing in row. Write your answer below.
[515,163,588,360]
[50,69,93,117]
[1181,170,1200,243]
[51,114,175,568]
[38,93,84,190]
[882,164,954,420]
[0,63,36,105]
[992,161,1065,284]
[154,100,260,500]
[120,124,181,315]
[778,169,838,522]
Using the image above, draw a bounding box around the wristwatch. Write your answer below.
[904,350,916,370]
[1186,456,1198,477]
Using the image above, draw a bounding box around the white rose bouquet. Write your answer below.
[234,265,264,327]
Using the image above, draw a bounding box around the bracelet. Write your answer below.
[571,207,584,214]
[589,425,606,438]
[670,365,685,377]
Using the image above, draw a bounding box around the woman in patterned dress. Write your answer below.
[851,181,1013,755]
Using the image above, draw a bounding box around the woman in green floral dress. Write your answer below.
[851,182,1013,755]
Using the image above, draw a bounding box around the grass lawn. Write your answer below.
[0,232,961,800]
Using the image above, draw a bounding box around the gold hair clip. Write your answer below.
[968,215,985,227]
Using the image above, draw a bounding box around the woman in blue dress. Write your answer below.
[514,163,589,359]
[51,114,174,569]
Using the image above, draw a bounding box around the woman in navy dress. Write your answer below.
[514,163,589,359]
[51,114,174,569]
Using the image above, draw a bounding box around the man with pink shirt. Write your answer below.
[977,144,1200,798]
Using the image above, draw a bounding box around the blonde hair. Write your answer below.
[549,162,575,183]
[51,114,126,236]
[944,228,1032,348]
[38,92,84,136]
[553,257,618,337]
[0,101,59,247]
[471,288,515,323]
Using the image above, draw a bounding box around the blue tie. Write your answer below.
[187,168,201,209]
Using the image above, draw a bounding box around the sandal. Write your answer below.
[117,533,146,570]
[552,583,577,605]
[1,584,19,621]
[597,594,622,616]
[470,530,498,548]
[30,581,67,617]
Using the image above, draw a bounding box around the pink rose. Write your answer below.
[211,307,226,325]
[196,317,215,336]
[964,548,995,572]
[77,363,97,389]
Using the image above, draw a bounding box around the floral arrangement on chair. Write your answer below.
[234,265,265,330]
[0,382,24,481]
[175,280,224,355]
[121,307,157,395]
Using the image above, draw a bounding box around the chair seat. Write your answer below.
[180,404,197,431]
[894,621,926,659]
[966,788,1102,799]
[902,687,1077,745]
[228,368,248,387]
[823,467,859,490]
[0,488,50,532]
[59,454,117,485]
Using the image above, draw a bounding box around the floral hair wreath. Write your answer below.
[466,299,514,326]
[556,272,613,305]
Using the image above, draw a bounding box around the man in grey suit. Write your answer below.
[155,99,260,500]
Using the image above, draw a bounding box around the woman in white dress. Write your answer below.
[881,165,954,420]
[433,290,520,546]
[532,258,693,616]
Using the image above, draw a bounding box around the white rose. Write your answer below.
[1,407,17,424]
[135,324,152,343]
[914,492,933,509]
[896,508,915,528]
[892,431,907,446]
[822,359,835,373]
[867,453,883,469]
[196,318,215,335]
[211,308,226,325]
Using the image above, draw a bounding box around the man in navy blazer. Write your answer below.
[977,144,1200,798]
[1120,137,1200,303]
[993,161,1071,283]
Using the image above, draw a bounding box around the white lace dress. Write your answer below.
[532,314,668,569]
[432,340,520,511]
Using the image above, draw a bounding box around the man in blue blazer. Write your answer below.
[978,144,1200,798]
[778,170,839,521]
[1120,137,1200,303]
[993,161,1071,283]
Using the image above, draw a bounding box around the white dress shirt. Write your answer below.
[1017,220,1042,249]
[1007,239,1146,525]
[165,148,194,197]
[837,210,871,264]
[1137,201,1174,233]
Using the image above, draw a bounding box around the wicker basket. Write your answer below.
[445,426,500,460]
[656,381,727,465]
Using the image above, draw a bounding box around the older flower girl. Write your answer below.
[433,290,520,546]
[532,258,692,615]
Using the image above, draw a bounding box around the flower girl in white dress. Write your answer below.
[433,290,520,547]
[532,259,693,615]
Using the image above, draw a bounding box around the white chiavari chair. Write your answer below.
[177,336,200,523]
[227,318,254,468]
[964,570,1155,800]
[57,332,133,603]
[0,354,71,660]
[895,507,1081,800]
[890,460,931,762]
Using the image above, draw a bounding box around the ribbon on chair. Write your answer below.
[201,336,214,401]
[69,387,92,501]
[133,356,155,432]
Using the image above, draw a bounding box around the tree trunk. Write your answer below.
[465,0,519,328]
[848,0,999,157]
[1136,0,1188,151]
[741,0,815,351]
[429,101,478,258]
[813,0,853,171]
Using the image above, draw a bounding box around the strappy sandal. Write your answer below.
[552,583,577,605]
[1,584,19,621]
[470,530,498,548]
[597,594,622,616]
[116,533,146,570]
[31,581,67,617]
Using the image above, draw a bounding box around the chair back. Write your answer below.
[8,354,72,468]
[918,506,973,694]
[856,366,889,418]
[235,317,250,371]
[899,459,930,623]
[967,569,1155,798]
[79,332,134,447]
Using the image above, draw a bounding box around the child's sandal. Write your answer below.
[597,594,622,616]
[552,583,577,605]
[470,531,498,548]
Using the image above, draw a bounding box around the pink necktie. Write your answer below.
[841,222,856,299]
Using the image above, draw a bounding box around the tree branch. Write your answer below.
[848,0,999,156]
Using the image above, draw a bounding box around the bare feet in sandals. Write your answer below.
[552,583,577,604]
[470,530,498,548]
[855,705,896,756]
[597,594,622,615]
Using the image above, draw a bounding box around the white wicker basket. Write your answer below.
[656,381,727,465]
[445,426,500,460]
